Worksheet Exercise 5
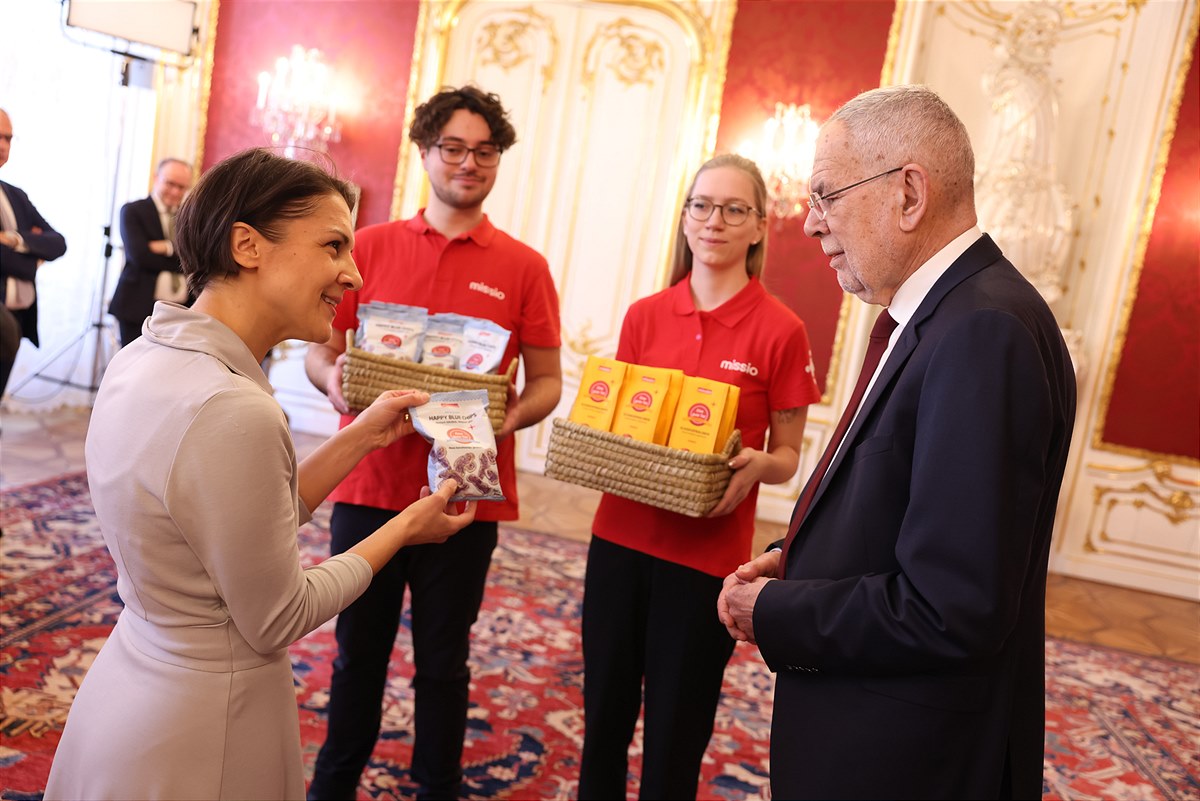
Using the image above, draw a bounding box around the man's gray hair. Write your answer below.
[830,85,976,203]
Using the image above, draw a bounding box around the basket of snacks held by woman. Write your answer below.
[340,301,517,433]
[544,355,742,518]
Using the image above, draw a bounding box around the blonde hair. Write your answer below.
[668,154,769,286]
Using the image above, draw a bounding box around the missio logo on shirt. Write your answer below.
[720,358,759,376]
[469,281,506,300]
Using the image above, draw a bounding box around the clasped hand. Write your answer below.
[717,549,779,643]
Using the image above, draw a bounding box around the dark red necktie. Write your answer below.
[778,309,898,579]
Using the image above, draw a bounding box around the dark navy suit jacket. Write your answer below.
[108,196,185,325]
[755,235,1076,800]
[0,179,67,346]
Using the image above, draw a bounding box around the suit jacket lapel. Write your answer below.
[804,235,1005,517]
[142,196,165,238]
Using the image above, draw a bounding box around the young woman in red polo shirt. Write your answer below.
[578,154,823,799]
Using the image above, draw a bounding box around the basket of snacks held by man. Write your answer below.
[544,356,742,518]
[341,301,517,434]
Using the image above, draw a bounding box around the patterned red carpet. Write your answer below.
[2,472,1197,800]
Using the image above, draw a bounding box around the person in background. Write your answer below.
[44,148,475,801]
[304,85,562,800]
[108,157,194,347]
[718,85,1076,799]
[577,154,822,800]
[0,107,67,397]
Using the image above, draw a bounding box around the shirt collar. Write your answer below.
[151,193,170,216]
[887,226,982,329]
[143,303,274,394]
[670,273,766,328]
[407,209,496,246]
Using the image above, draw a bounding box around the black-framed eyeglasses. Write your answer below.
[683,198,762,227]
[808,166,903,220]
[432,141,502,167]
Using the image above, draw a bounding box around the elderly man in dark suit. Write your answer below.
[0,107,68,397]
[108,157,193,346]
[718,85,1076,800]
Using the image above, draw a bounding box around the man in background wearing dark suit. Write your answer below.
[718,85,1076,799]
[108,157,193,347]
[0,107,67,398]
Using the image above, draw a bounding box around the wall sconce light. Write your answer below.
[253,45,342,158]
[739,102,820,221]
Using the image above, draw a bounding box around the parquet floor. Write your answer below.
[2,405,1196,665]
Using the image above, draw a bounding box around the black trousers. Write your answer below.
[578,535,736,800]
[0,304,21,396]
[308,503,498,801]
[116,317,141,348]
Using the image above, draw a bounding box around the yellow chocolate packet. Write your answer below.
[568,356,628,431]
[610,365,683,443]
[667,375,730,453]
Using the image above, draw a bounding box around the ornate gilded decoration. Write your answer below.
[1083,459,1199,564]
[476,6,559,83]
[1090,2,1200,467]
[194,0,221,172]
[582,18,666,90]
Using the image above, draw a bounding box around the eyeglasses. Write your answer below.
[683,198,761,227]
[432,141,502,167]
[807,166,903,220]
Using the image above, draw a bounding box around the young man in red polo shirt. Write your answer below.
[304,85,562,801]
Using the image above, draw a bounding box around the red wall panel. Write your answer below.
[205,0,419,229]
[715,0,896,393]
[1101,39,1200,461]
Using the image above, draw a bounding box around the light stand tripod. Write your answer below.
[8,53,145,402]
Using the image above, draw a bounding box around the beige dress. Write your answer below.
[45,303,373,801]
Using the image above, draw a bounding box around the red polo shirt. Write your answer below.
[329,213,561,521]
[591,275,821,576]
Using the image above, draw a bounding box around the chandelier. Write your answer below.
[739,103,820,221]
[253,45,342,158]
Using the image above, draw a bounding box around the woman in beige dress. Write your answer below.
[44,149,477,801]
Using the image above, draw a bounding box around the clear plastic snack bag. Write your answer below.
[356,301,428,361]
[421,312,469,369]
[410,389,505,502]
[459,318,511,374]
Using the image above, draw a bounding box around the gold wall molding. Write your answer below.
[392,0,435,221]
[582,18,666,89]
[1090,1,1199,466]
[1080,457,1199,569]
[477,6,559,82]
[193,0,220,173]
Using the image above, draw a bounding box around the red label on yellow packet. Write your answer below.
[667,376,730,453]
[568,356,628,431]
[610,365,680,443]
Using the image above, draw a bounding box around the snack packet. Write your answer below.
[654,369,685,445]
[421,312,469,368]
[459,318,511,374]
[568,355,628,431]
[610,364,682,443]
[714,383,741,451]
[410,389,505,502]
[667,375,730,453]
[356,302,428,361]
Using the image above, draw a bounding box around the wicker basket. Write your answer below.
[341,330,515,433]
[543,417,742,518]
